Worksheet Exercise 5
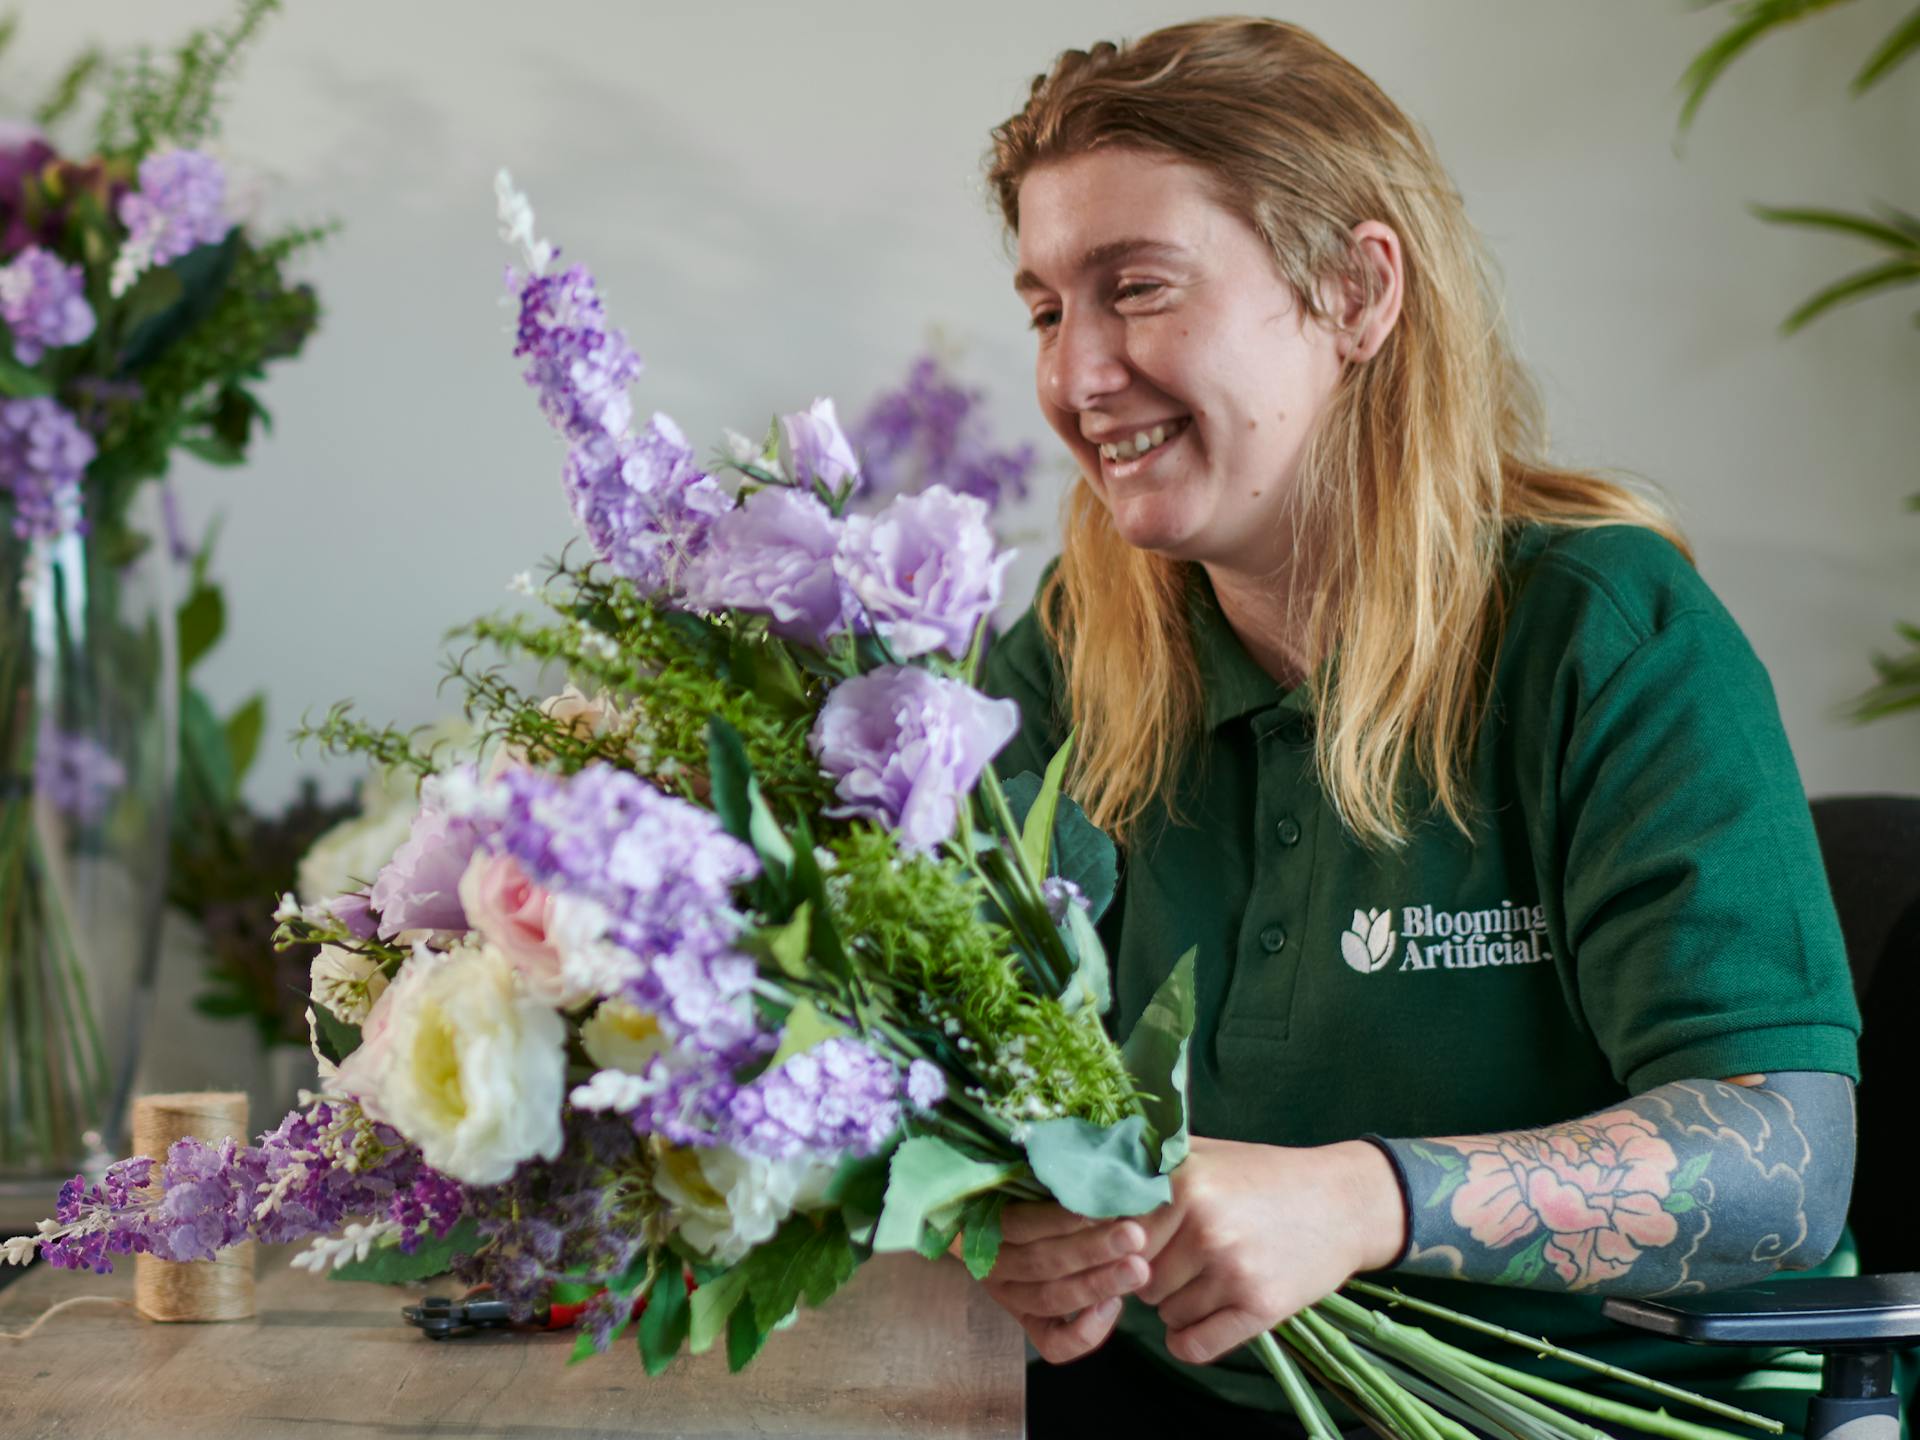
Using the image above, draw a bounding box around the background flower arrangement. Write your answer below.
[0,0,329,1177]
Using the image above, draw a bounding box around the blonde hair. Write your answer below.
[986,16,1688,849]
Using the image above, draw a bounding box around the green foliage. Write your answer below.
[1118,948,1195,1174]
[872,1136,1021,1254]
[295,703,444,779]
[1677,0,1857,134]
[87,0,284,157]
[1023,1115,1172,1218]
[638,1262,691,1376]
[1000,768,1118,922]
[329,1218,481,1284]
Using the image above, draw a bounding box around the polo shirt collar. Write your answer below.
[1187,568,1315,732]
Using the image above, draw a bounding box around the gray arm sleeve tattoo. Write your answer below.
[1368,1072,1856,1295]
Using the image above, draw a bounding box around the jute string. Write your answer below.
[132,1090,254,1322]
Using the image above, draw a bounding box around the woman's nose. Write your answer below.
[1043,309,1130,414]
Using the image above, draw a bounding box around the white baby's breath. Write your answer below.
[289,1220,400,1273]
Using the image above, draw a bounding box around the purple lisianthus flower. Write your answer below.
[0,246,96,365]
[779,397,860,491]
[370,770,486,938]
[682,484,856,648]
[0,395,93,541]
[810,665,1019,854]
[566,415,732,596]
[320,891,380,940]
[112,148,231,295]
[835,485,1014,659]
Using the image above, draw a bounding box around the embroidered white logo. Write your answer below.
[1343,901,1554,974]
[1340,908,1395,973]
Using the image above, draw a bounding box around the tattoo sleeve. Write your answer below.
[1370,1072,1856,1295]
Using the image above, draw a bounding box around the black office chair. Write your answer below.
[1602,795,1920,1440]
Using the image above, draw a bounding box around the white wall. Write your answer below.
[12,0,1920,805]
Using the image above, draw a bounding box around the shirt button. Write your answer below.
[1259,924,1288,953]
[1275,816,1302,846]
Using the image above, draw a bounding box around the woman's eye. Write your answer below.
[1116,281,1164,304]
[1028,309,1060,333]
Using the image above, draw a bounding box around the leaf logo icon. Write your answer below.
[1339,907,1396,974]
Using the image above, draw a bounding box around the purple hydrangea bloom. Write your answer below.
[726,1038,905,1160]
[486,764,761,1056]
[115,148,231,274]
[835,485,1014,659]
[34,726,125,827]
[511,261,643,446]
[906,1058,947,1111]
[682,484,857,648]
[810,665,1020,854]
[852,355,1036,511]
[779,397,860,491]
[370,770,486,938]
[0,246,96,364]
[566,417,732,595]
[0,395,93,541]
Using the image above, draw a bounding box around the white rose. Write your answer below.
[580,999,670,1073]
[650,1138,836,1266]
[334,941,565,1184]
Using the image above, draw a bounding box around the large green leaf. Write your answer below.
[766,996,852,1071]
[329,1218,480,1284]
[117,232,240,373]
[308,998,362,1067]
[706,716,794,899]
[176,582,226,675]
[999,770,1119,922]
[958,1193,1006,1281]
[872,1136,1021,1253]
[740,1213,857,1334]
[1059,902,1113,1017]
[1019,733,1075,881]
[177,685,238,818]
[1119,948,1196,1174]
[224,693,267,785]
[1024,1114,1171,1218]
[687,1264,751,1354]
[638,1263,690,1376]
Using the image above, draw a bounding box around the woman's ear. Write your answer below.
[1335,220,1405,364]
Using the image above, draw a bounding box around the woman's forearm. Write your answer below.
[1368,1072,1855,1294]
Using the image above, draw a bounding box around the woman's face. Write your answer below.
[1015,148,1348,573]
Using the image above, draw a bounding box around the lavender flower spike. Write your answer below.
[835,485,1013,659]
[810,665,1019,854]
[0,247,96,364]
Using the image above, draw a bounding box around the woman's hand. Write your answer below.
[979,1202,1153,1363]
[1132,1135,1406,1364]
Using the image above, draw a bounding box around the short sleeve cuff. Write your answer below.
[1622,1023,1860,1094]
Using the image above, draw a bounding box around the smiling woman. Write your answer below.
[975,17,1861,1440]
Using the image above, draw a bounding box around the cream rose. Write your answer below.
[308,946,389,1026]
[333,941,565,1184]
[649,1138,836,1265]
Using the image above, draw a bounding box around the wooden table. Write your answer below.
[0,1246,1025,1438]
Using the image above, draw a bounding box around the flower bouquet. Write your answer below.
[4,174,1784,1440]
[0,0,326,1178]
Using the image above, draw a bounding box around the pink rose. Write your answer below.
[1446,1111,1681,1290]
[457,851,583,1007]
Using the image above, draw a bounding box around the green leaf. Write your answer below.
[0,351,53,398]
[308,999,361,1067]
[742,1213,857,1334]
[959,1193,1006,1281]
[913,1204,968,1261]
[191,991,256,1019]
[706,716,794,897]
[1020,733,1075,881]
[1677,0,1851,135]
[1853,3,1920,91]
[1780,256,1920,334]
[767,997,852,1072]
[1750,204,1920,253]
[727,1301,774,1372]
[1663,1191,1700,1214]
[821,1147,892,1222]
[1024,1115,1173,1218]
[176,583,226,676]
[330,1218,480,1284]
[687,1264,751,1354]
[744,903,814,982]
[1000,770,1119,922]
[1119,948,1196,1174]
[1059,902,1113,1017]
[179,433,246,466]
[117,232,239,373]
[786,819,853,988]
[1672,1151,1712,1193]
[872,1136,1021,1253]
[224,693,267,785]
[638,1263,690,1377]
[1494,1233,1549,1288]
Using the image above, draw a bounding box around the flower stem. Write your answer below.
[1253,1330,1342,1440]
[1342,1281,1781,1434]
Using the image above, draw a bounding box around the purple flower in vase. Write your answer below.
[852,355,1037,512]
[112,148,233,296]
[0,125,58,253]
[0,247,96,365]
[34,726,126,827]
[834,485,1013,658]
[0,395,93,541]
[809,665,1019,854]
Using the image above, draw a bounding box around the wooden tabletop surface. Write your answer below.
[0,1245,1025,1439]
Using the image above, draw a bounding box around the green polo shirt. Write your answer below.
[982,521,1863,1429]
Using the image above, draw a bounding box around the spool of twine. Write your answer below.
[132,1091,255,1323]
